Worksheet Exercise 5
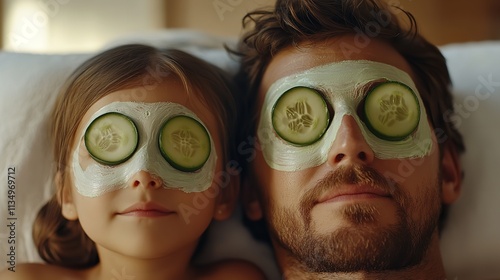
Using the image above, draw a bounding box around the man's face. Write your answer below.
[248,35,457,272]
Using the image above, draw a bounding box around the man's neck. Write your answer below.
[277,235,449,280]
[282,263,447,280]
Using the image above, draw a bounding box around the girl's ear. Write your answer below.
[56,171,79,221]
[213,166,241,221]
[441,144,462,205]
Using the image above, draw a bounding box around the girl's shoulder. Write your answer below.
[0,263,84,280]
[196,259,268,280]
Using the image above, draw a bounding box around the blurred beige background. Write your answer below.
[1,0,499,53]
[166,0,500,45]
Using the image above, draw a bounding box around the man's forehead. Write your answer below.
[258,36,414,100]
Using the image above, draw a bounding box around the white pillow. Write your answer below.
[0,30,499,280]
[439,41,500,280]
[0,51,91,264]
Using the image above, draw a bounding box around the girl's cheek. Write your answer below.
[76,138,93,170]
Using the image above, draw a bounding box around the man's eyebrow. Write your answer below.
[355,79,390,99]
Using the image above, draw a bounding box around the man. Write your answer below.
[234,0,464,279]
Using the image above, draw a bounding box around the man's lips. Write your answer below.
[117,202,175,217]
[316,184,391,204]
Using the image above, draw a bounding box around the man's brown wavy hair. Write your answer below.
[232,0,465,242]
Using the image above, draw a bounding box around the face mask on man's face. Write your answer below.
[257,60,433,171]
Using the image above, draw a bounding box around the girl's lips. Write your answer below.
[119,210,174,217]
[118,202,175,217]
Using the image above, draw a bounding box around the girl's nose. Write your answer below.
[128,171,162,189]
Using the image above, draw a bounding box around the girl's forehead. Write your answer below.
[92,81,208,113]
[82,79,188,121]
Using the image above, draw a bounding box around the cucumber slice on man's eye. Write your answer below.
[272,87,330,146]
[363,81,420,141]
[84,112,139,165]
[159,115,211,172]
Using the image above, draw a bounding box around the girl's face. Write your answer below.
[60,77,234,259]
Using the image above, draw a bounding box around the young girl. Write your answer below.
[1,44,266,280]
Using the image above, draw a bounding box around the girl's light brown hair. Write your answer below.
[33,44,238,268]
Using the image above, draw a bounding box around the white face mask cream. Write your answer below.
[72,102,217,197]
[258,60,433,171]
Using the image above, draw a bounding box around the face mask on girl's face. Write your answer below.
[72,102,217,197]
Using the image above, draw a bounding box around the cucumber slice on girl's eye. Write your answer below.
[272,87,330,146]
[363,81,420,141]
[84,112,139,166]
[159,115,211,172]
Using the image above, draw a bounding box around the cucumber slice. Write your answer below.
[84,112,139,165]
[159,115,211,172]
[363,81,420,141]
[272,87,330,146]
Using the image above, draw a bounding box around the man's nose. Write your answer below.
[327,115,375,166]
[128,170,162,189]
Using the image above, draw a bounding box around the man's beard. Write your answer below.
[267,164,441,273]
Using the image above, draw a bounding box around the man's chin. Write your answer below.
[292,225,420,273]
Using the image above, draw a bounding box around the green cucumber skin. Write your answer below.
[158,115,211,173]
[363,81,420,141]
[84,112,139,166]
[272,87,330,146]
[363,122,410,142]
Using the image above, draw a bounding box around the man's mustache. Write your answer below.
[300,164,401,220]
